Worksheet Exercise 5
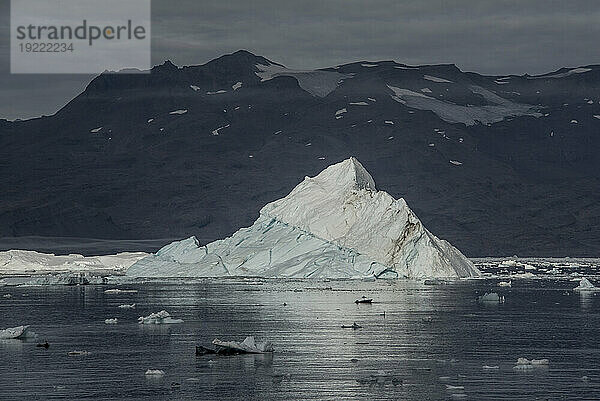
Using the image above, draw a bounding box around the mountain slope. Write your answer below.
[1,50,599,257]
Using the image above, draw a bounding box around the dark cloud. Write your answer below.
[1,0,598,119]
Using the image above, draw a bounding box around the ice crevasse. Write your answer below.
[127,157,480,279]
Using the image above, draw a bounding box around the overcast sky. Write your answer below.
[1,0,599,120]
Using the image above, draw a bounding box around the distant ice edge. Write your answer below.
[126,157,480,280]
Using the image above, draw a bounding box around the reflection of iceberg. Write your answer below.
[128,158,480,279]
[0,325,30,340]
[212,336,273,354]
[574,277,599,292]
[138,310,183,324]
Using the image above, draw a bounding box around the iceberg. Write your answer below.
[0,325,30,340]
[212,336,273,354]
[574,277,599,291]
[127,158,479,279]
[0,250,146,276]
[138,310,183,324]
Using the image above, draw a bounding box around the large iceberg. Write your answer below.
[128,157,479,279]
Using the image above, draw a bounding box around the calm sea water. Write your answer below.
[1,278,600,400]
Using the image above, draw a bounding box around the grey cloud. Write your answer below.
[0,0,598,119]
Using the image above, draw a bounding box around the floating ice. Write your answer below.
[574,277,599,292]
[232,81,242,90]
[104,289,138,294]
[104,318,118,324]
[145,369,165,376]
[0,250,145,276]
[190,85,200,91]
[349,101,369,106]
[211,124,230,136]
[212,336,273,354]
[138,310,183,324]
[514,358,549,370]
[421,88,432,93]
[68,350,90,356]
[127,158,479,279]
[335,108,347,116]
[450,160,462,166]
[498,280,512,287]
[478,292,504,303]
[118,304,136,309]
[90,127,102,133]
[0,325,29,340]
[206,90,226,95]
[169,109,188,115]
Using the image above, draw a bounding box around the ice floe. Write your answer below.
[212,336,273,354]
[0,325,30,340]
[573,277,599,291]
[232,81,242,90]
[0,250,146,276]
[211,124,230,136]
[104,289,138,294]
[206,90,226,95]
[169,109,188,115]
[118,304,136,309]
[145,369,165,376]
[104,318,118,324]
[138,310,183,324]
[90,127,102,133]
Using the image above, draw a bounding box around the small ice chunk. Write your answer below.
[0,325,29,339]
[384,120,394,125]
[232,82,242,90]
[421,88,432,93]
[145,369,165,376]
[169,109,188,115]
[90,127,102,133]
[211,124,230,136]
[498,280,511,287]
[335,108,347,116]
[104,289,138,294]
[574,277,599,291]
[367,97,376,102]
[147,118,154,123]
[104,318,118,324]
[450,160,463,166]
[361,63,378,68]
[118,303,136,309]
[212,336,273,354]
[478,292,504,303]
[138,310,183,324]
[482,365,499,369]
[349,101,369,106]
[206,90,227,95]
[68,350,90,356]
[571,119,578,124]
[3,294,11,298]
[190,85,201,91]
[594,115,600,120]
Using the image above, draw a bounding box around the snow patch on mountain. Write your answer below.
[424,75,453,83]
[388,85,541,126]
[255,64,352,97]
[127,158,479,279]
